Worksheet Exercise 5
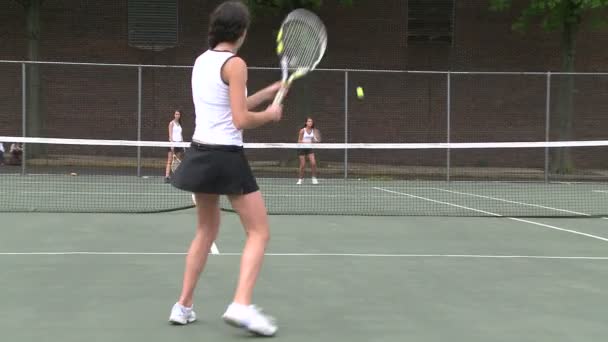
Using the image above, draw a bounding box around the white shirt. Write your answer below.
[302,128,316,143]
[191,50,245,146]
[171,121,183,142]
[10,143,21,152]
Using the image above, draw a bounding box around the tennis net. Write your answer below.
[1,136,607,217]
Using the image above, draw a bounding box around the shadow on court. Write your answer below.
[0,211,607,342]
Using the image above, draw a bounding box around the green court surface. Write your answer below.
[1,211,607,342]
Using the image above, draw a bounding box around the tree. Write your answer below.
[489,0,608,174]
[246,0,354,17]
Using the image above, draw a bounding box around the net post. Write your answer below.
[446,71,451,182]
[137,66,142,177]
[544,71,551,183]
[344,70,349,179]
[21,62,26,176]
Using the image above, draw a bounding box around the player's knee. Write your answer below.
[195,225,218,239]
[250,225,270,243]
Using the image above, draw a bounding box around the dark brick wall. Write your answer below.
[1,0,607,170]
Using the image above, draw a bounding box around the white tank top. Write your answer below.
[302,128,315,143]
[171,121,183,142]
[191,50,244,146]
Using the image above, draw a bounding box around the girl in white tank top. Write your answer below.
[297,117,320,185]
[167,1,284,336]
[165,110,184,181]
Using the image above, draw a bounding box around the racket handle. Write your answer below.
[273,84,288,105]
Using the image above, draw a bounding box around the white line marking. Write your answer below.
[429,187,590,216]
[593,190,608,194]
[0,252,189,255]
[210,243,220,255]
[22,191,189,196]
[0,251,606,260]
[510,217,608,241]
[374,187,608,242]
[17,191,399,198]
[17,193,401,199]
[16,182,173,187]
[374,187,499,216]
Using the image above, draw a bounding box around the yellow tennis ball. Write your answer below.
[356,86,364,99]
[276,28,283,42]
[277,41,284,54]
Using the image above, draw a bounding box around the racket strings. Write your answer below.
[284,27,321,72]
[280,11,327,72]
[273,9,327,104]
[283,22,316,68]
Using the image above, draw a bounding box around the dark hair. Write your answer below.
[208,1,250,49]
[173,109,183,125]
[302,117,315,129]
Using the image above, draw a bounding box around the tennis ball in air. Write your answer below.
[356,86,364,99]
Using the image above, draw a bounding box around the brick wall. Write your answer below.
[1,0,607,170]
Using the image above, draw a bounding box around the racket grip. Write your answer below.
[273,85,288,105]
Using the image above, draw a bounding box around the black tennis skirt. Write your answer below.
[170,142,259,195]
[168,147,185,153]
[297,148,313,156]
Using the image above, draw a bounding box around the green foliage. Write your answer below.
[489,0,608,33]
[246,0,354,18]
[489,1,608,173]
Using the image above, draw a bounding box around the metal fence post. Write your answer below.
[544,71,551,183]
[21,62,27,176]
[344,70,349,179]
[137,66,142,177]
[446,71,451,182]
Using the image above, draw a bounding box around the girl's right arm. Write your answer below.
[223,57,283,130]
[298,129,304,143]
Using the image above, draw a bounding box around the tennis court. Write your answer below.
[2,1,608,340]
[1,170,608,341]
[1,91,607,342]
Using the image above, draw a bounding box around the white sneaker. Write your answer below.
[296,179,303,185]
[169,302,197,325]
[312,177,319,185]
[222,303,278,336]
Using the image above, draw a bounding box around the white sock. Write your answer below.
[176,303,192,311]
[229,302,249,311]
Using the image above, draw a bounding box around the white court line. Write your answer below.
[16,181,173,187]
[0,246,222,255]
[22,191,190,196]
[429,187,590,216]
[374,187,608,242]
[0,251,606,260]
[210,243,220,255]
[19,191,401,198]
[0,246,220,256]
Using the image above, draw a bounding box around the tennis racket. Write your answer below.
[273,9,327,105]
[170,153,181,173]
[313,128,322,143]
